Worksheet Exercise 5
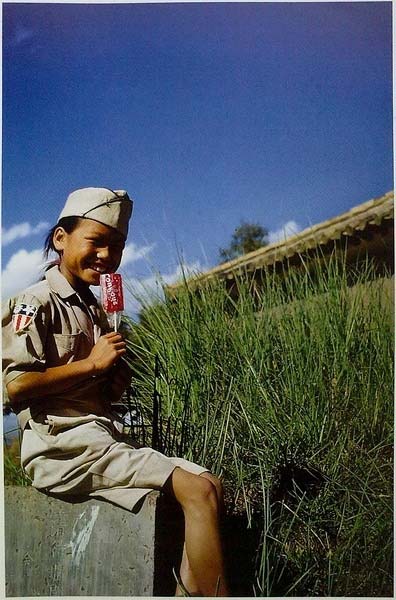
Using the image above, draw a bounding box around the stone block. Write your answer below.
[5,486,184,597]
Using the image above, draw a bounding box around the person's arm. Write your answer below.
[6,332,126,405]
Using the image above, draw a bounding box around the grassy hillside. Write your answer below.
[125,255,393,596]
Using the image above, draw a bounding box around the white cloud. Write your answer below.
[119,242,155,268]
[2,221,50,246]
[1,242,201,319]
[2,248,46,299]
[1,240,157,304]
[268,220,301,244]
[120,261,203,317]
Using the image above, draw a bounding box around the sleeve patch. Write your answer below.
[12,303,39,332]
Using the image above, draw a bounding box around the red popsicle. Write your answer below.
[100,273,124,331]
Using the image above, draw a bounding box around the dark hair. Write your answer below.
[44,216,82,258]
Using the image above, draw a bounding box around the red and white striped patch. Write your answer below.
[12,303,38,332]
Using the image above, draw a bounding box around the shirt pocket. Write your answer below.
[52,332,83,364]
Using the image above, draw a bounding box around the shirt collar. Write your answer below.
[45,265,99,307]
[45,265,79,299]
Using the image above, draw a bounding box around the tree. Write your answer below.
[219,221,269,263]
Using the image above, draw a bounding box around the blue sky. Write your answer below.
[2,1,393,314]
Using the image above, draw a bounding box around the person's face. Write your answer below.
[53,218,126,289]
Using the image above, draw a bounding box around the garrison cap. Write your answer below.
[58,187,133,238]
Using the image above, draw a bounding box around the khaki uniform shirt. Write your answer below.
[2,265,111,429]
[2,266,207,512]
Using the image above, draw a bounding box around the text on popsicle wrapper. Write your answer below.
[100,274,124,312]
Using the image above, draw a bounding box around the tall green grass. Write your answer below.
[3,436,30,486]
[126,254,393,596]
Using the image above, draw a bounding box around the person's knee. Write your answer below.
[200,472,224,505]
[172,469,218,515]
[191,475,218,511]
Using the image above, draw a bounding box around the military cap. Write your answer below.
[58,187,133,238]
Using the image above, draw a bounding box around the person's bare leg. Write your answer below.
[175,544,201,596]
[176,472,225,596]
[165,468,229,597]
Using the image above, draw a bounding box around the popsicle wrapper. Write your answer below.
[100,273,124,330]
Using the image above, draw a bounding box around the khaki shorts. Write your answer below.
[21,413,208,512]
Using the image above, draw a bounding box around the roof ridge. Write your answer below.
[167,190,394,289]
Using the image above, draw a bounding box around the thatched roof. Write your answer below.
[167,190,394,295]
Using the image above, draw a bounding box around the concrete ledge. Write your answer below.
[5,486,184,597]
